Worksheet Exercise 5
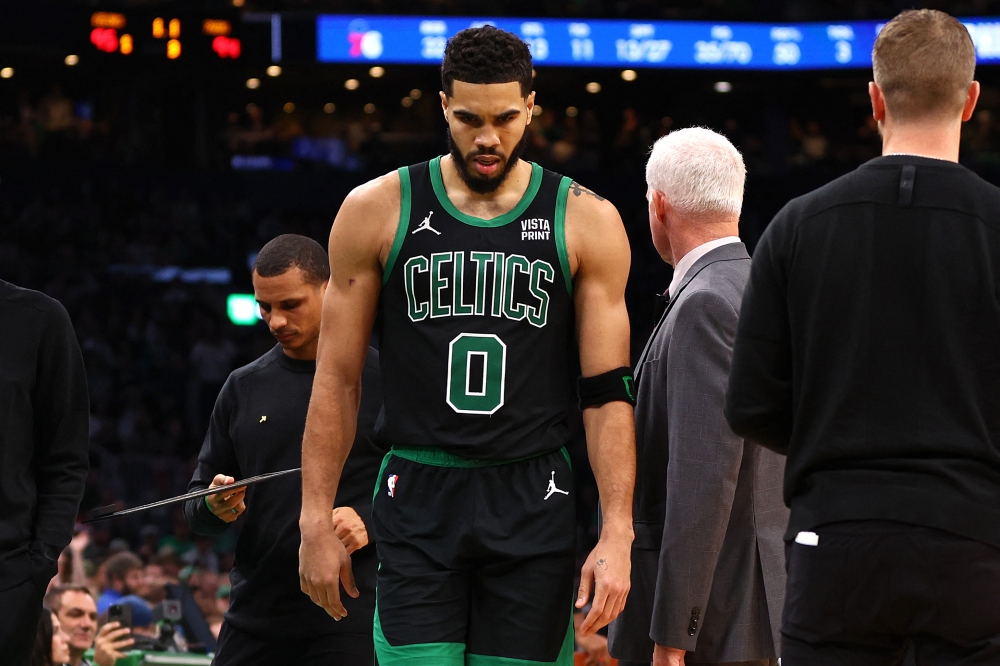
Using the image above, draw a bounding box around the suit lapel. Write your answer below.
[634,243,749,383]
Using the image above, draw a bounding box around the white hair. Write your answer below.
[645,127,746,219]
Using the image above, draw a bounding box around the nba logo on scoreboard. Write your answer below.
[387,474,398,497]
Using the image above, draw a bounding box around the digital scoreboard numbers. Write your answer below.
[88,12,244,61]
[317,15,1000,69]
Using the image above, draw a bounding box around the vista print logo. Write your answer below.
[347,20,384,59]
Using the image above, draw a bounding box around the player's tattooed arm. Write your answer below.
[570,181,606,201]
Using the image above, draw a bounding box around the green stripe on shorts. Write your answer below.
[374,598,466,666]
[464,614,575,666]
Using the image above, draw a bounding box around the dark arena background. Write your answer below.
[5,0,1000,661]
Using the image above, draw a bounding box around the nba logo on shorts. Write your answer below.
[387,474,398,497]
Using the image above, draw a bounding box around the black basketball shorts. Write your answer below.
[371,445,577,666]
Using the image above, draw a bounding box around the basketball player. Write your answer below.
[298,25,636,666]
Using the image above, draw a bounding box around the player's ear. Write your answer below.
[440,91,449,119]
[525,91,536,125]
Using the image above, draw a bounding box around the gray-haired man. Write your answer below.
[608,128,787,666]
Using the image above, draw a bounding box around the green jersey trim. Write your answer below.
[553,176,573,295]
[390,445,565,468]
[428,156,543,228]
[382,166,412,286]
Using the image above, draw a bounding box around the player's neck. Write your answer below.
[439,155,533,218]
[881,117,962,163]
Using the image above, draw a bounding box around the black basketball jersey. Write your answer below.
[376,156,576,461]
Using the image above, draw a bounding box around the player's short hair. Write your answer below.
[104,552,143,583]
[253,234,331,285]
[646,127,745,219]
[44,584,94,613]
[441,25,533,98]
[873,10,976,122]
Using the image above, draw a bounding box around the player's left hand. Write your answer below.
[576,529,632,637]
[653,644,686,666]
[331,506,369,554]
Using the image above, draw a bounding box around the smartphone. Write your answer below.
[107,603,133,629]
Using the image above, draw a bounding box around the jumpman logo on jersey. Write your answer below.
[411,211,441,235]
[544,471,569,500]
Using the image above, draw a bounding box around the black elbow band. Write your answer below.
[578,367,636,409]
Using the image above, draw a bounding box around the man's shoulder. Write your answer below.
[0,280,69,322]
[228,347,281,384]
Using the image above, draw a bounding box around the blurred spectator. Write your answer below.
[97,552,144,615]
[43,584,98,666]
[31,609,71,666]
[139,563,168,606]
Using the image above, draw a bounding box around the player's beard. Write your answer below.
[446,128,530,195]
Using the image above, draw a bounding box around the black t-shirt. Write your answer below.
[0,280,89,591]
[726,155,1000,547]
[183,344,385,639]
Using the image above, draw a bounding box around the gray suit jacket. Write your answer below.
[609,243,788,664]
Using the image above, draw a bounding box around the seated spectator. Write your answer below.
[154,546,182,582]
[43,584,98,666]
[31,609,71,666]
[97,552,144,615]
[139,563,168,605]
[180,535,219,573]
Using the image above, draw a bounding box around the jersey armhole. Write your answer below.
[554,176,573,296]
[382,166,412,286]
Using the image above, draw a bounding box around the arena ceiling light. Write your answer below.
[0,68,13,79]
[246,77,260,89]
[369,66,385,78]
[345,78,360,90]
[585,81,601,93]
[65,55,80,66]
[364,103,376,114]
[267,65,282,77]
[565,106,578,118]
[284,102,295,113]
[621,69,637,81]
[324,103,336,113]
[401,97,413,107]
[714,81,733,93]
[410,88,422,99]
[532,105,543,116]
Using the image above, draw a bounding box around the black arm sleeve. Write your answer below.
[32,301,90,561]
[183,375,241,536]
[725,209,795,454]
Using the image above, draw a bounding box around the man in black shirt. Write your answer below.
[726,10,1000,665]
[184,234,385,665]
[0,280,89,666]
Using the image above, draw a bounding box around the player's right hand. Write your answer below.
[206,474,247,523]
[299,517,359,620]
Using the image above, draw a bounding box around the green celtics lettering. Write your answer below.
[404,251,555,328]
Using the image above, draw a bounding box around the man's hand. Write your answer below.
[331,507,369,554]
[93,622,134,666]
[653,644,686,666]
[574,611,613,666]
[299,518,359,620]
[205,474,246,523]
[576,528,632,637]
[69,529,89,554]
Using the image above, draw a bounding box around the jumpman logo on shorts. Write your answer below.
[544,471,569,500]
[411,211,441,235]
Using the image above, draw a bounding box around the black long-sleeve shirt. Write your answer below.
[183,344,385,639]
[0,280,90,591]
[726,155,1000,548]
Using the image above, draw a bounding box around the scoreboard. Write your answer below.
[317,15,1000,70]
[88,11,246,61]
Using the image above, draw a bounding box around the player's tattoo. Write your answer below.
[571,181,606,201]
[596,558,608,570]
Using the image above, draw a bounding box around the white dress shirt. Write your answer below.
[667,236,742,298]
